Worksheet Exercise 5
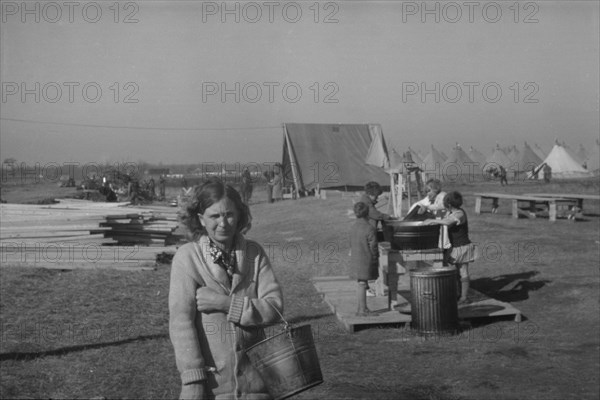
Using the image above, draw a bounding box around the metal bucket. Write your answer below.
[410,266,459,335]
[245,324,324,400]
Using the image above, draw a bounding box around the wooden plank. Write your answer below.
[473,192,564,202]
[475,196,482,214]
[522,193,600,201]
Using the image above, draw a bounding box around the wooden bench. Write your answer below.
[522,193,599,212]
[473,192,573,222]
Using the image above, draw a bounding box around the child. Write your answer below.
[424,191,478,304]
[350,202,379,316]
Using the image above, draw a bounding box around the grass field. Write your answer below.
[1,178,599,399]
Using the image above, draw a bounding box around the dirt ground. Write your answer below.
[1,178,599,399]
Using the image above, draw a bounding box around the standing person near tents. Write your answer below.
[263,170,273,203]
[350,202,379,316]
[424,191,478,304]
[148,177,156,199]
[357,181,391,297]
[498,165,508,186]
[543,164,552,183]
[169,179,284,400]
[357,181,391,230]
[159,175,166,201]
[268,167,283,202]
[240,168,253,204]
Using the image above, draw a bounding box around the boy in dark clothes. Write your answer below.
[350,202,379,316]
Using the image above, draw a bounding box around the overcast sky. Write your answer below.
[1,1,598,165]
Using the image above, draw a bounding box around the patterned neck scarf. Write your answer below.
[208,239,236,281]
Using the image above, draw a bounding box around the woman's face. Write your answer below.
[426,185,439,202]
[198,197,239,247]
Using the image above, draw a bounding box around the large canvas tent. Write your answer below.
[282,123,390,192]
[536,143,593,179]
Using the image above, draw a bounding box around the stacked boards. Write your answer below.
[1,199,183,270]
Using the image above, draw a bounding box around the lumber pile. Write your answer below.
[0,199,184,270]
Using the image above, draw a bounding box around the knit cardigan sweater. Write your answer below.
[169,234,284,399]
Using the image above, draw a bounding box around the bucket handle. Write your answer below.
[265,299,290,331]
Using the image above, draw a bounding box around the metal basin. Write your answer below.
[382,220,441,250]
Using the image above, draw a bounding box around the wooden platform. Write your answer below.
[312,276,523,333]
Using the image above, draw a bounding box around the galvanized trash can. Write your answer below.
[410,266,459,335]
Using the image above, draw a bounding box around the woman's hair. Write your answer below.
[364,181,383,197]
[179,178,251,241]
[443,191,464,209]
[354,202,369,218]
[425,178,442,193]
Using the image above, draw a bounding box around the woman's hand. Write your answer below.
[196,287,231,313]
[422,219,435,225]
[179,382,206,400]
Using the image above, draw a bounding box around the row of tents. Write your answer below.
[281,123,599,192]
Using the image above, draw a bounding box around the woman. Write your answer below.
[169,179,284,399]
[405,178,447,221]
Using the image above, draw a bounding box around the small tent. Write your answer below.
[537,143,593,179]
[584,140,600,172]
[282,123,390,192]
[388,148,405,171]
[576,144,588,164]
[562,142,585,166]
[516,141,543,175]
[485,144,514,171]
[507,145,520,163]
[442,144,480,181]
[468,146,487,167]
[407,147,424,165]
[533,143,549,161]
[422,144,447,179]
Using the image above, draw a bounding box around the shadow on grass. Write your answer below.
[0,333,168,362]
[471,271,551,303]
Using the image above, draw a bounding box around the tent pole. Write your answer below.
[397,173,403,218]
[283,124,301,199]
